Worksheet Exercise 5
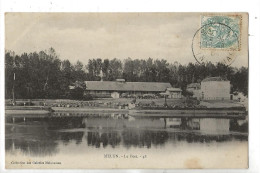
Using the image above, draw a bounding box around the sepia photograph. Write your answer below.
[4,12,249,169]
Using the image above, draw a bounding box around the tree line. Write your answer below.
[5,48,248,99]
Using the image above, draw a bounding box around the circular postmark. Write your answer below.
[192,22,240,66]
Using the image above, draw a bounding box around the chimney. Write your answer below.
[100,69,103,82]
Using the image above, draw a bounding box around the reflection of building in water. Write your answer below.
[6,116,245,157]
[83,117,165,129]
[200,118,230,134]
[83,117,168,148]
[185,118,230,134]
[186,118,200,130]
[165,118,182,128]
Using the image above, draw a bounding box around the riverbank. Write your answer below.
[5,98,247,118]
[6,97,246,109]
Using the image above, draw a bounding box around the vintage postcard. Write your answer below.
[5,12,248,169]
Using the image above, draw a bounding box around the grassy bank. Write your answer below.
[5,97,245,110]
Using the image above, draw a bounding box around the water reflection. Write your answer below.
[5,115,248,157]
[5,122,59,157]
[87,131,121,148]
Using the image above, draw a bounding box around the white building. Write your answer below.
[201,77,230,100]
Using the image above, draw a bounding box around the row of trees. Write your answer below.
[5,48,248,99]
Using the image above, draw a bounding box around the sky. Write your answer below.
[5,13,248,67]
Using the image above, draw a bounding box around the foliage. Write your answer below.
[182,90,194,98]
[68,81,87,100]
[5,48,248,99]
[69,87,85,100]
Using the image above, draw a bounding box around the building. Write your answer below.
[187,83,201,99]
[165,87,182,99]
[201,77,230,100]
[187,83,200,91]
[84,79,172,98]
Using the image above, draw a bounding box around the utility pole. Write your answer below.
[12,73,15,105]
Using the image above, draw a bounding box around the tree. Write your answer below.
[72,60,86,81]
[59,60,73,97]
[4,49,248,99]
[106,58,122,81]
[69,81,86,100]
[102,59,110,80]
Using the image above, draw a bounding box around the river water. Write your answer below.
[5,114,248,169]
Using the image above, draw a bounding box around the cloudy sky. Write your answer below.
[5,13,248,67]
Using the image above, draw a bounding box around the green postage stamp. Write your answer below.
[200,15,241,50]
[192,14,247,65]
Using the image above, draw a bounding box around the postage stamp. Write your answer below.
[192,14,245,66]
[200,15,241,50]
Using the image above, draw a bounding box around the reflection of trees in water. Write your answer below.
[230,119,248,133]
[6,116,248,156]
[86,131,121,148]
[59,132,84,145]
[170,132,247,143]
[46,117,85,130]
[85,130,169,149]
[122,130,169,148]
[5,123,59,157]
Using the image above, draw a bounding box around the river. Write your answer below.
[5,113,248,169]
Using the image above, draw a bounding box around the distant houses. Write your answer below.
[84,79,172,98]
[72,76,231,100]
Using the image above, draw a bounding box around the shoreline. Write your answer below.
[5,106,247,119]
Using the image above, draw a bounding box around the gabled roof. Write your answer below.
[85,81,171,92]
[202,77,228,82]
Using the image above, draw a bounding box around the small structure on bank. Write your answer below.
[165,88,182,99]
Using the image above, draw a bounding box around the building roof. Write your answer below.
[85,81,171,92]
[166,87,182,92]
[202,77,228,82]
[187,83,201,89]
